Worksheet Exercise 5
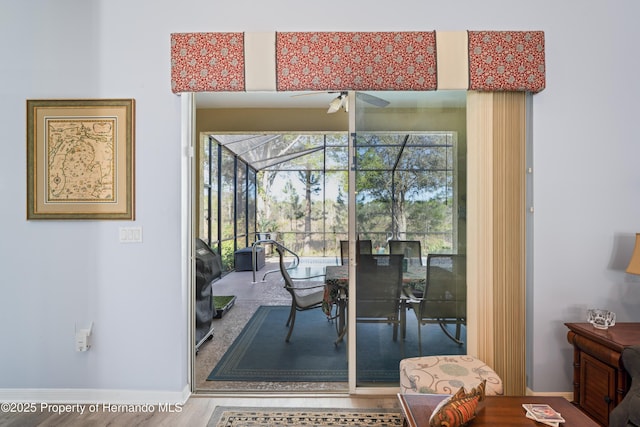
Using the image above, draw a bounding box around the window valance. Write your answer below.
[170,30,545,94]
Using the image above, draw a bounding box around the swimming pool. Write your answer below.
[285,257,339,278]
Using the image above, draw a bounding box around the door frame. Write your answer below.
[182,91,530,396]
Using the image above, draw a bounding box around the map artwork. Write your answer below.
[46,118,116,203]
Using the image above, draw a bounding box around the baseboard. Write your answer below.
[525,387,573,401]
[0,384,190,404]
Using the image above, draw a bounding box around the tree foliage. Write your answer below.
[250,132,457,256]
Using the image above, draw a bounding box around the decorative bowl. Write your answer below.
[587,309,616,330]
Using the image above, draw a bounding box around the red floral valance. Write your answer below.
[170,31,545,94]
[468,31,545,92]
[171,32,245,93]
[275,32,437,91]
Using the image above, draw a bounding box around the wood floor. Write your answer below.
[0,395,400,426]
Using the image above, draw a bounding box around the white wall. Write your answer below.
[1,0,186,399]
[1,0,639,399]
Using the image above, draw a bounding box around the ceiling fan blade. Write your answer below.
[289,91,388,112]
[289,91,339,98]
[356,92,390,108]
[327,93,347,113]
[290,92,324,98]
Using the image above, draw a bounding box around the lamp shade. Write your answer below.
[626,233,640,275]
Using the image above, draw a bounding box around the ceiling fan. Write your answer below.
[292,91,390,113]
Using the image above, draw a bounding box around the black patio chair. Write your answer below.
[276,246,327,342]
[388,240,423,266]
[355,254,405,342]
[407,254,467,355]
[340,239,373,265]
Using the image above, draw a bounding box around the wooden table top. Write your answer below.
[565,322,640,352]
[398,394,599,427]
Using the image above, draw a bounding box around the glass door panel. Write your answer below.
[351,90,468,389]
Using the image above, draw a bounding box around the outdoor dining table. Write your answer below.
[323,264,426,344]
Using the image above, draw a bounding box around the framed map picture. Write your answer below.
[26,99,135,220]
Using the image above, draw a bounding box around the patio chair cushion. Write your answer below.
[399,355,503,396]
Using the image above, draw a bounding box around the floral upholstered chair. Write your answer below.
[399,355,503,396]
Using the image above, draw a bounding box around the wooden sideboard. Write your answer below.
[566,322,640,426]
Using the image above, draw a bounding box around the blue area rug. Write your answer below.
[207,305,465,383]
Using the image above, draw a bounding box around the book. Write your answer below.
[524,411,561,427]
[522,403,565,427]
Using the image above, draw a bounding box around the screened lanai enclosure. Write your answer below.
[200,131,462,269]
[195,90,468,392]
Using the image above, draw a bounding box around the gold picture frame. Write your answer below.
[26,99,135,220]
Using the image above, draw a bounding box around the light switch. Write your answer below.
[119,226,143,243]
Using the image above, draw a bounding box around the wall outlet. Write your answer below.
[75,331,90,351]
[75,322,93,352]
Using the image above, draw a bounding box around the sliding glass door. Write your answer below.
[190,90,468,394]
[349,90,467,391]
